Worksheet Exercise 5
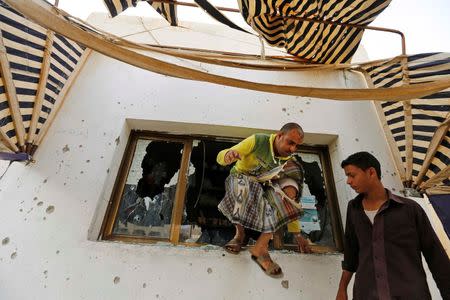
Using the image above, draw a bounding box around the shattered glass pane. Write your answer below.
[179,139,235,245]
[112,139,184,239]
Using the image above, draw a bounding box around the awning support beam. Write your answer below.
[27,0,59,149]
[0,30,26,150]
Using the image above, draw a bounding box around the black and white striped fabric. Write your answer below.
[44,32,85,133]
[361,53,450,190]
[0,2,45,147]
[0,68,14,146]
[103,0,178,26]
[103,0,250,32]
[1,0,448,194]
[103,0,139,17]
[147,0,178,26]
[238,0,391,63]
[0,1,85,152]
[193,0,249,33]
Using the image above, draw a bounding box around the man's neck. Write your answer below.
[362,184,387,211]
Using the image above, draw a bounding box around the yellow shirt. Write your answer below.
[217,133,301,233]
[217,134,290,175]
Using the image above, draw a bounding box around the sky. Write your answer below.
[58,0,450,61]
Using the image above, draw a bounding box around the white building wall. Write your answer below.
[0,14,442,299]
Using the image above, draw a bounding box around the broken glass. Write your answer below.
[112,139,184,239]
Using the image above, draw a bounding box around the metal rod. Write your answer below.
[151,0,238,13]
[150,0,406,55]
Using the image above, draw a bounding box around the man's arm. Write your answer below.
[337,202,359,300]
[216,135,256,166]
[292,229,312,253]
[416,204,450,299]
[283,184,312,253]
[336,270,354,300]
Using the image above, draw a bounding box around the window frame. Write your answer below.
[274,145,344,252]
[100,130,344,251]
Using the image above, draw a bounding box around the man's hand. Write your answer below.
[295,234,313,253]
[224,150,241,165]
[336,270,353,300]
[336,288,348,300]
[282,185,312,253]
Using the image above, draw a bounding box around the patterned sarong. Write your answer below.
[218,161,303,233]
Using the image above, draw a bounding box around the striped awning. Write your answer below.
[103,0,178,26]
[1,0,449,193]
[103,0,391,63]
[238,0,391,63]
[102,0,249,33]
[360,53,450,192]
[0,1,88,155]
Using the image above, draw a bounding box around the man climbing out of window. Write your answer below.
[216,122,311,278]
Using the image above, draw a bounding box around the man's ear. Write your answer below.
[368,167,378,179]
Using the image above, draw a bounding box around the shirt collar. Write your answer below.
[387,189,405,204]
[354,189,405,206]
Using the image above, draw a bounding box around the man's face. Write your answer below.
[343,164,373,194]
[274,129,303,157]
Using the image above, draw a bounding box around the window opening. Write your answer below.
[180,139,235,244]
[280,151,336,250]
[101,131,342,252]
[111,138,184,240]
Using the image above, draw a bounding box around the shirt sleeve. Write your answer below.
[415,204,450,299]
[216,134,256,166]
[341,202,359,273]
[287,220,301,233]
[282,174,302,233]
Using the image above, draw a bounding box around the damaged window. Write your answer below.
[279,150,340,251]
[111,139,184,239]
[180,139,235,244]
[101,131,343,252]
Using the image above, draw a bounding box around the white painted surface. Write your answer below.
[0,15,443,299]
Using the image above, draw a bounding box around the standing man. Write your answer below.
[336,152,450,300]
[217,123,310,278]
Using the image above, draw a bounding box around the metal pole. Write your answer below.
[150,0,406,55]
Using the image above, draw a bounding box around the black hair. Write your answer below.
[280,122,304,137]
[341,151,381,179]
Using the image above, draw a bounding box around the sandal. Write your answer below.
[224,236,249,255]
[251,254,283,278]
